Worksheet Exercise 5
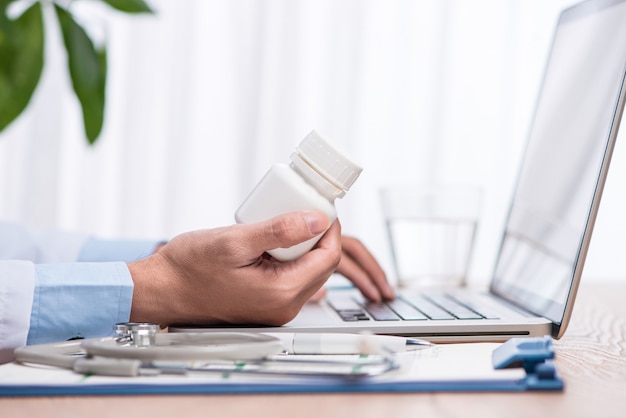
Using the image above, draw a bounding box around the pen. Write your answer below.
[267,332,433,355]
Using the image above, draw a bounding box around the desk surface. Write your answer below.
[2,281,625,418]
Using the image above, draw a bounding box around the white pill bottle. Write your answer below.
[235,130,362,261]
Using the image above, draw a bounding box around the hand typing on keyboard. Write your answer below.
[309,235,396,304]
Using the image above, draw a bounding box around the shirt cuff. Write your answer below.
[0,261,35,363]
[78,238,165,263]
[27,262,134,345]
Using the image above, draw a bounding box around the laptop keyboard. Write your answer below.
[327,292,500,322]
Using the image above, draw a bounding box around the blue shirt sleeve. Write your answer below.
[27,262,134,344]
[78,238,165,263]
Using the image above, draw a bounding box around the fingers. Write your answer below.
[294,220,342,299]
[242,211,331,257]
[337,236,395,302]
[243,221,341,323]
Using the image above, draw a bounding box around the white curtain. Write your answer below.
[2,0,624,284]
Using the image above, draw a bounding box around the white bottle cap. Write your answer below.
[295,130,362,191]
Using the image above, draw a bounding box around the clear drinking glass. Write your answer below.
[380,185,482,288]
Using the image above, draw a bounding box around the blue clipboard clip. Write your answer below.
[492,335,564,391]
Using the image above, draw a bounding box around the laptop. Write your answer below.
[173,0,626,342]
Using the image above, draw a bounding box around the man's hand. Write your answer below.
[337,236,395,302]
[307,236,394,303]
[128,211,341,327]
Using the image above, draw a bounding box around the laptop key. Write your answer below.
[363,302,401,321]
[387,299,428,320]
[338,310,371,321]
[327,297,362,311]
[425,293,484,320]
[449,296,500,319]
[327,297,372,321]
[401,294,455,320]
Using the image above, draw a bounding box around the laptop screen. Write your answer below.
[490,0,626,327]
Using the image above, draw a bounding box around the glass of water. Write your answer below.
[380,185,482,289]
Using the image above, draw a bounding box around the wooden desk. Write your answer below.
[2,281,625,418]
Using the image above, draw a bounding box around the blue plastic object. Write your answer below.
[492,336,563,390]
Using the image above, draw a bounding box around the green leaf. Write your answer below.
[54,5,107,144]
[0,2,44,133]
[101,0,154,14]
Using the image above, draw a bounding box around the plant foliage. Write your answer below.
[0,0,153,144]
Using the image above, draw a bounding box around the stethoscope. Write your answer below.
[14,322,398,379]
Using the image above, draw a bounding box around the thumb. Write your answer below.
[245,211,330,255]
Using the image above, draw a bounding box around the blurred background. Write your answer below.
[1,0,624,286]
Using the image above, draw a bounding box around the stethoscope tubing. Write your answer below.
[14,332,284,376]
[13,331,398,378]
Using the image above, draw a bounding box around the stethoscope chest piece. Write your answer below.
[114,322,160,347]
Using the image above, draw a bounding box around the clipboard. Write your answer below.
[0,336,563,396]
